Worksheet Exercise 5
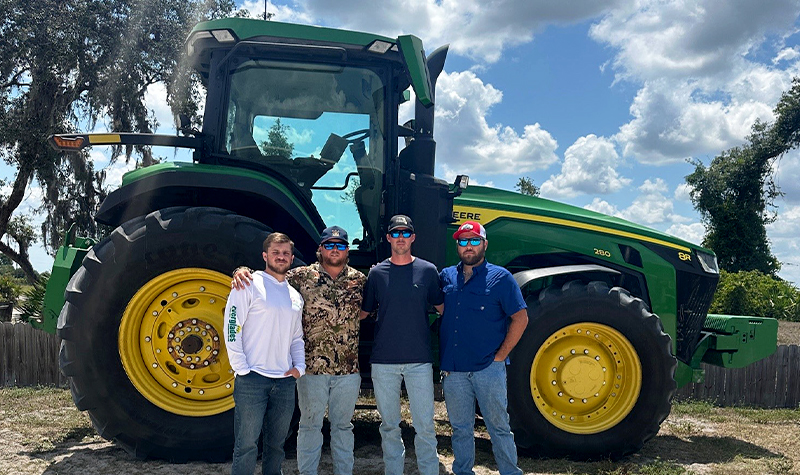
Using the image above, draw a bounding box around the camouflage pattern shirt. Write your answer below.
[287,262,366,375]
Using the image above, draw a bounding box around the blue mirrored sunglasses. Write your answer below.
[389,230,413,238]
[457,238,484,247]
[322,242,348,251]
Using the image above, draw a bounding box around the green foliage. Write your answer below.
[17,272,49,324]
[0,274,21,303]
[0,0,236,282]
[259,118,294,158]
[685,79,800,275]
[710,270,800,321]
[515,176,540,196]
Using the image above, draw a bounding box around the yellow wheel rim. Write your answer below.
[531,322,642,434]
[119,268,235,416]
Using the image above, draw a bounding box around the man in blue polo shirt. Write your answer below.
[439,221,528,475]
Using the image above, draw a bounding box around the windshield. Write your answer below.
[223,60,386,250]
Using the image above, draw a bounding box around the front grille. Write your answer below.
[675,271,717,362]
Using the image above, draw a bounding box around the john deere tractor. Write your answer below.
[40,18,778,462]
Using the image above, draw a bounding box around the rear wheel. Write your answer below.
[58,207,276,461]
[507,281,676,460]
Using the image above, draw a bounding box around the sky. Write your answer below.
[10,0,800,284]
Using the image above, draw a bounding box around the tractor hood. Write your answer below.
[454,185,708,255]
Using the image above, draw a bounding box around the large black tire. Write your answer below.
[58,207,281,461]
[507,281,676,460]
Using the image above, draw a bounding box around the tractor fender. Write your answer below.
[95,167,325,255]
[513,264,621,290]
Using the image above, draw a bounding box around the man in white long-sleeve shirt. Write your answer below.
[224,232,306,475]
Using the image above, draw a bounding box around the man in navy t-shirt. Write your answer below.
[360,214,444,475]
[439,220,528,475]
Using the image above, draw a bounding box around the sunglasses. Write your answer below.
[457,238,484,247]
[389,230,413,238]
[322,242,348,251]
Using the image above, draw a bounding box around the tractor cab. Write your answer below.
[187,18,460,267]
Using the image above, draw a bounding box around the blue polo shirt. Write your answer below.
[439,260,527,372]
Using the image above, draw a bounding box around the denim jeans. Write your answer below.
[296,373,361,475]
[442,361,522,475]
[231,372,297,475]
[371,363,439,475]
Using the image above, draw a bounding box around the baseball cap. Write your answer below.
[319,226,349,244]
[452,221,486,240]
[387,215,414,233]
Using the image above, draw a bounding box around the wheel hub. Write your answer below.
[119,268,235,416]
[560,356,604,398]
[530,322,642,434]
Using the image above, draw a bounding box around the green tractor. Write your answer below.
[39,18,778,462]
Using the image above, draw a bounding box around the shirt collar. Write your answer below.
[456,258,488,276]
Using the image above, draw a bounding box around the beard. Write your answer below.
[459,245,485,266]
[321,252,346,267]
[267,260,291,275]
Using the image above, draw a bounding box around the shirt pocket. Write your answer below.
[466,287,492,312]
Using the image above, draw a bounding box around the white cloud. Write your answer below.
[540,134,630,198]
[674,183,693,202]
[768,204,800,284]
[144,83,174,133]
[240,0,314,23]
[590,0,800,83]
[584,197,621,217]
[774,46,800,64]
[590,0,800,164]
[665,222,706,245]
[260,0,623,63]
[432,70,559,176]
[775,149,800,204]
[614,79,778,164]
[583,178,690,226]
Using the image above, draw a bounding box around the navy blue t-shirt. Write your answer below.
[361,257,445,364]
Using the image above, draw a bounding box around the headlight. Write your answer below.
[696,250,719,274]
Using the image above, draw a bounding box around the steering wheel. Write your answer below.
[342,129,370,143]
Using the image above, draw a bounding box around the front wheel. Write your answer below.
[507,281,676,460]
[58,207,275,461]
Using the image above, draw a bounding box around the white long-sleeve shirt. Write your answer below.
[223,270,306,378]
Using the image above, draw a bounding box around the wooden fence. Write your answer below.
[1,322,799,408]
[675,344,800,408]
[0,322,65,387]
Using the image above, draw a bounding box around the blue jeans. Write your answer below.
[442,361,522,475]
[296,373,361,475]
[371,363,439,475]
[231,372,297,475]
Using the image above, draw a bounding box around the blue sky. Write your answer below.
[10,0,800,284]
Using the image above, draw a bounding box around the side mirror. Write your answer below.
[177,113,192,135]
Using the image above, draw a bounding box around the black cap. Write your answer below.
[319,226,349,244]
[387,215,414,233]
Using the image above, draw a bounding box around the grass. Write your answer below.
[0,386,96,453]
[1,387,798,474]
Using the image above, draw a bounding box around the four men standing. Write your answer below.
[226,216,529,475]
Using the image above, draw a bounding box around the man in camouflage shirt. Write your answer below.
[233,226,366,475]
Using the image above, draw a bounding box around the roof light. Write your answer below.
[211,29,236,43]
[186,31,212,56]
[367,40,394,54]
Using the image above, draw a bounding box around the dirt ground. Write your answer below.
[1,386,799,475]
[1,322,797,475]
